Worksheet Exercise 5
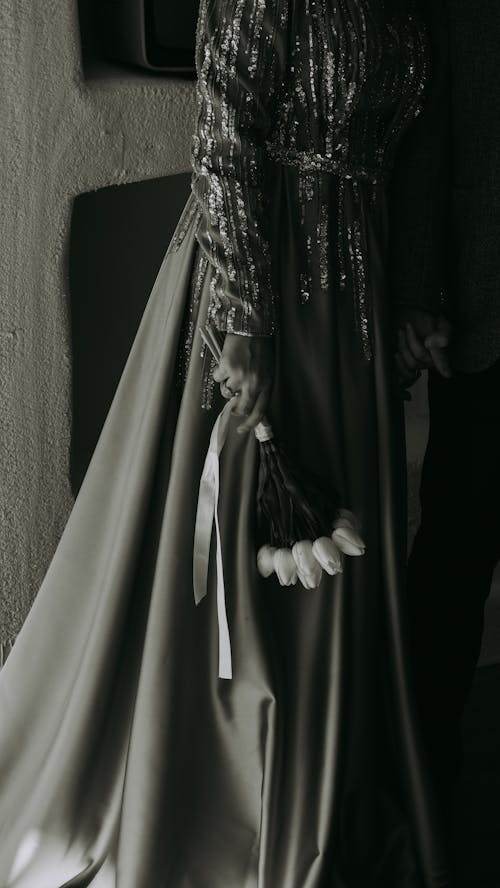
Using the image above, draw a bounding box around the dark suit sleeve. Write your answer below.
[387,0,451,315]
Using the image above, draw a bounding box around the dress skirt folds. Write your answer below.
[0,173,449,887]
[0,0,451,885]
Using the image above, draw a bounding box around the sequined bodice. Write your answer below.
[265,2,427,184]
[185,0,428,344]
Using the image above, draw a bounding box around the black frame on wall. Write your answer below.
[103,0,200,73]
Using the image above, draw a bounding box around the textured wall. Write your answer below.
[0,1,196,645]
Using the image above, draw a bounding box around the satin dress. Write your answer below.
[0,1,450,886]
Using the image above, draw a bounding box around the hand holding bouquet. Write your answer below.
[200,325,366,591]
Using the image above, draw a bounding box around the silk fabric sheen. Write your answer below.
[0,168,449,885]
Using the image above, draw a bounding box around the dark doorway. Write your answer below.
[69,173,191,492]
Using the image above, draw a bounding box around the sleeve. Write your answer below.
[387,0,452,315]
[190,0,288,337]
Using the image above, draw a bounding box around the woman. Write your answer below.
[0,1,450,885]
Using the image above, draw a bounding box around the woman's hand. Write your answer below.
[213,334,274,433]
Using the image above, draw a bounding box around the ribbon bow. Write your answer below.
[193,401,234,679]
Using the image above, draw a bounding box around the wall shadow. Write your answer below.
[69,173,191,493]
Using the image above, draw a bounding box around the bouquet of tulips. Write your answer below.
[200,325,366,590]
[257,509,365,589]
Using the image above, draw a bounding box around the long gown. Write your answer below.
[0,1,450,886]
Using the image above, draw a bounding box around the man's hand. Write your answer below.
[395,307,452,389]
[212,333,274,433]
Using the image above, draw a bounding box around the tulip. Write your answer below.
[297,562,323,589]
[292,540,317,574]
[292,540,323,589]
[312,536,343,575]
[332,526,366,556]
[257,545,277,578]
[273,548,298,586]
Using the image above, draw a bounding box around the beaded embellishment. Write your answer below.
[185,0,428,365]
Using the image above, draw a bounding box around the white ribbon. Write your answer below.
[193,402,234,679]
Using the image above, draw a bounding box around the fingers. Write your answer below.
[425,336,452,378]
[220,380,239,401]
[395,354,418,402]
[396,315,452,383]
[218,374,262,426]
[220,376,270,433]
[395,324,425,390]
[211,333,274,429]
[395,353,420,388]
[405,323,433,366]
[213,355,246,397]
[236,388,270,434]
[424,315,453,379]
[212,359,228,384]
[394,310,453,385]
[213,357,244,387]
[231,386,255,417]
[214,356,244,401]
[213,357,264,422]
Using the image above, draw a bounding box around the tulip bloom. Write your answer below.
[292,540,323,589]
[274,548,298,586]
[257,545,277,578]
[291,540,317,574]
[297,562,323,589]
[331,526,366,556]
[312,536,343,575]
